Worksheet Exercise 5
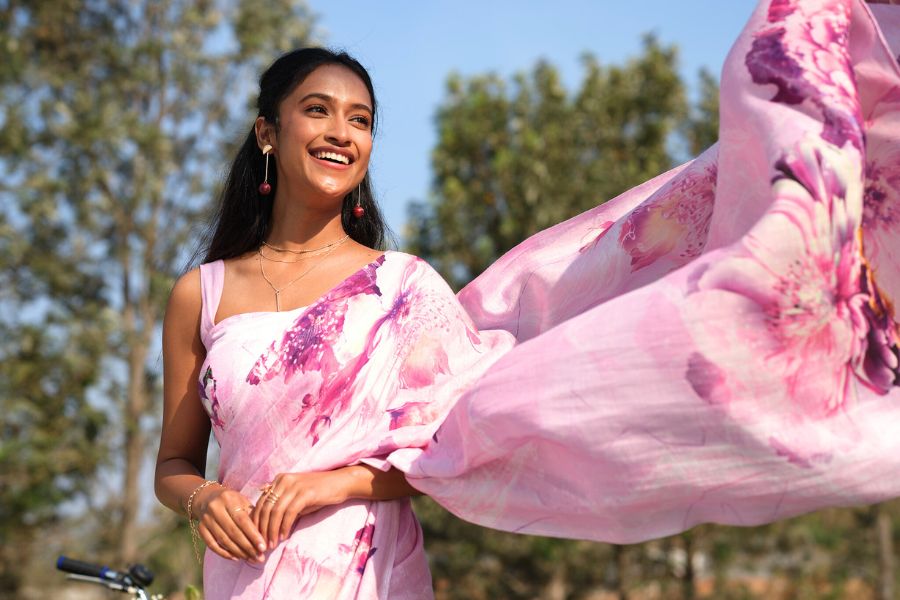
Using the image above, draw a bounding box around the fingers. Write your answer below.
[201,520,240,561]
[256,489,283,549]
[199,493,266,563]
[231,507,267,557]
[279,497,305,543]
[255,483,302,550]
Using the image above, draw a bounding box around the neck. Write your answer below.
[267,188,348,250]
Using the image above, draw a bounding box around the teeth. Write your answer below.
[314,151,350,164]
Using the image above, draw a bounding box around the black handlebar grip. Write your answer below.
[56,556,112,580]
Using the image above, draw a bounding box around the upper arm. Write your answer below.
[156,267,211,475]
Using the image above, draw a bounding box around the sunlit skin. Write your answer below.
[258,64,374,242]
[154,64,419,565]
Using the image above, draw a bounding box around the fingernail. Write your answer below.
[257,554,265,562]
[257,543,266,552]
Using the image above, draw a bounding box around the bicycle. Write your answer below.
[56,555,163,600]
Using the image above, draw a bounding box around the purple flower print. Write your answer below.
[686,141,896,430]
[198,366,225,429]
[863,137,900,230]
[388,401,440,430]
[745,1,862,150]
[339,523,377,575]
[247,258,384,385]
[618,164,717,272]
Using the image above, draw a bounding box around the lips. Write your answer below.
[310,148,354,167]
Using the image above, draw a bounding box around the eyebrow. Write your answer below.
[299,93,372,115]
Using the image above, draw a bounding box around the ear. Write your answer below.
[254,116,276,153]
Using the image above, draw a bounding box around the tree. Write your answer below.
[406,36,693,289]
[0,0,315,589]
[406,39,723,598]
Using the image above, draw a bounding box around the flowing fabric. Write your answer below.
[390,0,900,543]
[198,0,900,596]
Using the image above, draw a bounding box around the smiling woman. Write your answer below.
[154,48,452,598]
[154,1,900,596]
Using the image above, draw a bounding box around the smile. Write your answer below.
[311,150,352,165]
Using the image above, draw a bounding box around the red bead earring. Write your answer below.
[259,144,273,195]
[352,183,364,218]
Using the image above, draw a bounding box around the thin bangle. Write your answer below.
[187,479,221,565]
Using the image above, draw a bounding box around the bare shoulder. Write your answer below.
[164,268,203,344]
[167,266,202,316]
[343,241,390,266]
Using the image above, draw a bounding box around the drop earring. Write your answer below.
[259,144,273,195]
[352,183,364,218]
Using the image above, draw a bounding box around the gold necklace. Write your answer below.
[262,235,350,255]
[257,236,349,311]
[258,246,328,264]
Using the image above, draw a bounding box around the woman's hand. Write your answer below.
[195,484,268,563]
[252,470,351,550]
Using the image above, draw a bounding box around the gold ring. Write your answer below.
[265,495,279,505]
[231,506,246,513]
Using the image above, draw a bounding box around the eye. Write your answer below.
[305,104,327,115]
[351,115,371,128]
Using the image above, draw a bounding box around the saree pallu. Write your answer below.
[199,0,900,597]
[391,0,900,543]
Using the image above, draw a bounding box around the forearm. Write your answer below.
[339,465,423,502]
[154,457,217,518]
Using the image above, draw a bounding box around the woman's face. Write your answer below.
[268,64,373,207]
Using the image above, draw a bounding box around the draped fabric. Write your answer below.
[199,254,513,598]
[388,0,900,544]
[198,0,900,596]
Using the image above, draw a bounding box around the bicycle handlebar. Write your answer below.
[57,556,121,581]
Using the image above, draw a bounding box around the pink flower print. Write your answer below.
[745,1,862,150]
[578,220,615,254]
[247,258,384,385]
[398,330,451,389]
[388,401,442,430]
[686,141,869,420]
[198,366,225,429]
[339,523,377,575]
[618,164,716,272]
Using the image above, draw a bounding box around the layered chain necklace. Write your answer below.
[257,234,350,311]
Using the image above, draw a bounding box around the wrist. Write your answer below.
[186,479,221,519]
[335,466,369,502]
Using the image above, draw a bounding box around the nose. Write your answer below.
[324,116,352,147]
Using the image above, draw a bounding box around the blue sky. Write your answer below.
[310,1,759,238]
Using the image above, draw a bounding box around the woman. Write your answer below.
[155,49,512,598]
[158,0,900,597]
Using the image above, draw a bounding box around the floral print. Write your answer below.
[192,0,900,595]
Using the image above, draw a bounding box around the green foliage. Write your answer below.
[0,0,314,592]
[406,35,701,289]
[683,68,720,157]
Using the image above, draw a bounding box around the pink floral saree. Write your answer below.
[199,0,900,597]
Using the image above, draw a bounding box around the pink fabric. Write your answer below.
[198,254,513,598]
[197,0,900,596]
[393,0,900,544]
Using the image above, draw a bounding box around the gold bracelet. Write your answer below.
[187,480,220,565]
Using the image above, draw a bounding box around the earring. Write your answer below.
[352,183,364,218]
[259,144,273,195]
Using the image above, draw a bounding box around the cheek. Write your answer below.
[357,136,374,166]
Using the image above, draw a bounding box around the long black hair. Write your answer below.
[202,48,389,264]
